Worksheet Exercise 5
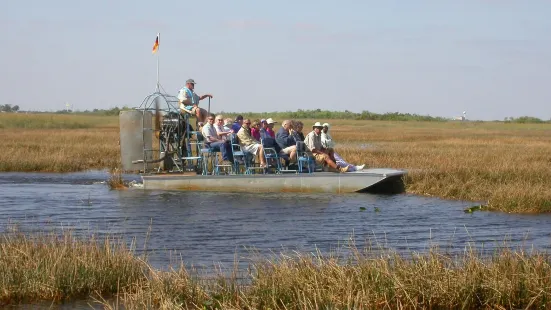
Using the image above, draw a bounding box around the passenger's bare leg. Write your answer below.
[320,153,338,169]
[195,108,207,123]
[259,146,266,166]
[289,149,297,162]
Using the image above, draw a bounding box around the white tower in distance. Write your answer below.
[454,111,466,121]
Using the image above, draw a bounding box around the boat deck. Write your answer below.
[141,168,407,194]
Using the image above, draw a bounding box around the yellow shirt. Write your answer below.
[237,126,258,146]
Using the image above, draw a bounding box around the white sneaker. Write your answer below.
[355,164,365,171]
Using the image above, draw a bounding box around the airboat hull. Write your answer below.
[141,168,407,194]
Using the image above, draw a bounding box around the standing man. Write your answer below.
[177,79,213,124]
[304,122,350,173]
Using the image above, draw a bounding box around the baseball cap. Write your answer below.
[266,118,277,124]
[235,115,243,121]
[186,79,196,84]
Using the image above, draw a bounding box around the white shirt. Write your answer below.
[321,132,335,148]
[201,123,218,143]
[215,124,230,141]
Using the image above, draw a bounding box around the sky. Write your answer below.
[1,0,551,120]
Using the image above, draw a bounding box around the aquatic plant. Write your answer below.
[107,167,126,190]
[0,232,146,305]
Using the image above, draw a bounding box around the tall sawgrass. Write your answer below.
[0,231,145,305]
[0,113,118,129]
[1,114,551,213]
[0,128,120,172]
[1,232,550,309]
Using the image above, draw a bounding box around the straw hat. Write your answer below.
[322,123,330,128]
[312,122,323,129]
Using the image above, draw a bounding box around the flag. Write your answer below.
[152,33,159,54]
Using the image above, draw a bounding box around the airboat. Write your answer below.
[119,89,407,194]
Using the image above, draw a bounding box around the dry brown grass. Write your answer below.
[0,128,120,172]
[3,231,550,309]
[321,119,551,213]
[1,114,551,213]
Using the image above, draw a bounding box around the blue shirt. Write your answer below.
[231,122,241,133]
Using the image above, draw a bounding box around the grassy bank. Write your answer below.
[1,113,551,213]
[0,232,550,309]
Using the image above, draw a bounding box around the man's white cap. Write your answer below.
[266,118,277,124]
[322,123,330,128]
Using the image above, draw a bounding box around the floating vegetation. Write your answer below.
[359,207,366,211]
[464,204,486,213]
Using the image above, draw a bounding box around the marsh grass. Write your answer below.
[0,128,120,172]
[0,113,118,129]
[2,114,551,213]
[1,232,550,309]
[0,232,146,306]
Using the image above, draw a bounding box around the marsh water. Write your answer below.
[2,170,551,272]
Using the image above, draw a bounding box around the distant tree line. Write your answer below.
[0,104,20,112]
[217,109,450,122]
[52,108,551,123]
[503,116,550,124]
[4,104,551,124]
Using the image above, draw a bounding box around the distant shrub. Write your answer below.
[508,116,546,124]
[217,109,448,122]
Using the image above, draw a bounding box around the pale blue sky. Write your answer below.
[2,0,550,120]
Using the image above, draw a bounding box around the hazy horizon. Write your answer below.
[2,0,550,121]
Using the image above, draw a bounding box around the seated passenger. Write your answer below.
[237,118,267,168]
[259,119,268,139]
[251,119,261,141]
[275,119,297,161]
[292,120,305,141]
[214,114,234,162]
[214,115,231,141]
[304,122,350,173]
[322,123,364,171]
[223,118,233,132]
[231,115,244,133]
[265,118,277,138]
[177,79,213,123]
[202,114,231,165]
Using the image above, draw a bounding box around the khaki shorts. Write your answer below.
[312,153,329,165]
[243,143,261,155]
[280,145,296,155]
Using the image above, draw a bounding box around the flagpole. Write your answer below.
[156,33,160,93]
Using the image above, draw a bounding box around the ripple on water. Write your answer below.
[0,172,550,270]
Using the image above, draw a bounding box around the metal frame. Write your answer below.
[131,90,202,174]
